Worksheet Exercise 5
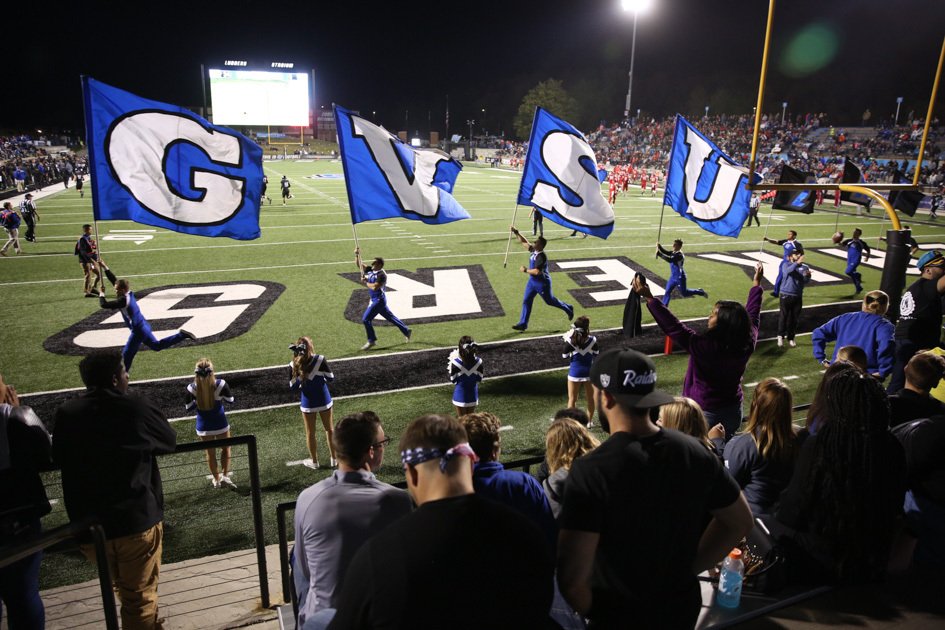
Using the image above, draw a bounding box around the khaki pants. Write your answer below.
[81,522,164,630]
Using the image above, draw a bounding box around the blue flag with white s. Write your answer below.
[334,105,469,225]
[517,107,614,239]
[82,77,263,240]
[663,115,759,238]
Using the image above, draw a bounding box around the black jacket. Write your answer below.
[52,387,176,539]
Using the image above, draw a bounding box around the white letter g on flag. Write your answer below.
[107,112,246,225]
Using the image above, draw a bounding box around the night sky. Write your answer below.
[13,0,945,137]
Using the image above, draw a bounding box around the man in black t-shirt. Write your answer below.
[888,250,945,393]
[329,414,554,629]
[557,349,752,629]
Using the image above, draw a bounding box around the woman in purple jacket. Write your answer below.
[632,262,764,439]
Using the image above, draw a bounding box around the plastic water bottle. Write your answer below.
[716,548,744,609]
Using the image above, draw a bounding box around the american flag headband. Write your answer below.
[400,443,479,472]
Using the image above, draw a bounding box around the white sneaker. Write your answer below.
[302,458,319,470]
[211,477,221,489]
[777,336,784,347]
[788,339,796,348]
[360,340,376,351]
[220,474,237,488]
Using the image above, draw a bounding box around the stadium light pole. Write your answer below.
[621,0,653,120]
[895,96,904,125]
[781,101,787,125]
[704,105,709,119]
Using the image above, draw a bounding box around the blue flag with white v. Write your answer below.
[334,105,470,225]
[517,107,614,239]
[82,77,263,240]
[663,115,759,238]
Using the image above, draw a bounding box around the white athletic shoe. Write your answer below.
[220,474,237,488]
[179,329,197,341]
[302,458,319,470]
[361,340,376,351]
[789,339,796,348]
[211,477,221,489]
[777,336,784,348]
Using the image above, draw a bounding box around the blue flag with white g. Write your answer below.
[334,105,469,225]
[663,115,759,238]
[82,77,263,240]
[517,107,614,239]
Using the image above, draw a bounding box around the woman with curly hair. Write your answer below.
[289,336,337,470]
[776,367,907,584]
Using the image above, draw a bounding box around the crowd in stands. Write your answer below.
[0,133,85,194]
[494,113,945,194]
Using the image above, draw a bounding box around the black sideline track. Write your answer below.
[23,301,852,429]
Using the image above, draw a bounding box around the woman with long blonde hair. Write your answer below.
[543,418,599,518]
[723,378,797,515]
[657,396,725,458]
[289,336,337,470]
[186,358,234,488]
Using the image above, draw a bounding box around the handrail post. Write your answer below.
[89,524,119,630]
[276,504,292,605]
[246,436,270,608]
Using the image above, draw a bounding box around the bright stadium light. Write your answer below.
[621,0,654,119]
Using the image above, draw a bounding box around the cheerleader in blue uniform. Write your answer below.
[289,336,337,470]
[448,336,483,416]
[562,316,600,421]
[185,358,235,488]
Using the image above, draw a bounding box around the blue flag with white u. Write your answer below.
[334,104,470,225]
[517,107,614,239]
[82,77,263,240]
[663,115,759,238]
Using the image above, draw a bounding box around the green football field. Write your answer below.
[5,159,942,588]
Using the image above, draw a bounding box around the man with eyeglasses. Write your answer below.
[889,250,945,393]
[293,411,410,629]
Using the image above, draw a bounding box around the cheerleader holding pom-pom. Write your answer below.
[289,336,338,470]
[448,336,484,416]
[186,358,235,488]
[562,316,600,422]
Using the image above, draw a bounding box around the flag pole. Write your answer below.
[92,220,106,292]
[503,204,521,268]
[655,203,667,256]
[760,204,775,253]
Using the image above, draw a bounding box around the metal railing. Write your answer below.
[0,519,119,630]
[34,433,270,628]
[169,434,270,608]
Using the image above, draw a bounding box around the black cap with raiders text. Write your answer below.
[590,348,676,409]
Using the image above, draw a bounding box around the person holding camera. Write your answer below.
[355,248,412,351]
[448,336,483,416]
[290,337,337,470]
[562,315,600,423]
[185,358,235,489]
